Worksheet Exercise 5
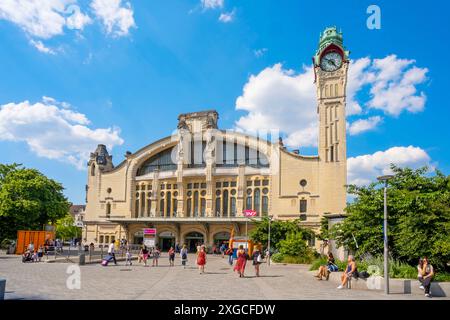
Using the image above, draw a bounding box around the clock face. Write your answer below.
[97,155,106,165]
[320,51,342,72]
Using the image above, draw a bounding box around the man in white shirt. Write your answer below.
[108,240,117,265]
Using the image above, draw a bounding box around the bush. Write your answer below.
[271,252,315,264]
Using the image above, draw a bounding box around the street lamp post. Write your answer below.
[268,215,273,266]
[377,174,394,295]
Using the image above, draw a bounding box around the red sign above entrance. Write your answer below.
[243,210,257,217]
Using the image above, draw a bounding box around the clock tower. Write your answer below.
[314,26,349,214]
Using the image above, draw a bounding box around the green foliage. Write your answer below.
[0,163,70,241]
[250,217,315,250]
[271,252,315,264]
[55,214,81,241]
[278,232,312,256]
[331,165,450,270]
[317,217,329,241]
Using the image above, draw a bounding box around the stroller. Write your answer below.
[22,250,34,263]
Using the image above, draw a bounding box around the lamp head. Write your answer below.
[377,175,394,182]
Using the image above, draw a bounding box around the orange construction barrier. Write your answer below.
[16,230,55,254]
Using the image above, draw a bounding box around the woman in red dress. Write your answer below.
[197,245,207,274]
[233,245,247,277]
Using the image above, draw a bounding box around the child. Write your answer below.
[125,247,132,266]
[32,250,38,262]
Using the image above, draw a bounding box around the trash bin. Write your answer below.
[0,278,6,300]
[79,253,85,266]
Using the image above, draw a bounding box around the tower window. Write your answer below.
[299,199,307,213]
[106,203,111,217]
[330,146,334,162]
[91,164,95,176]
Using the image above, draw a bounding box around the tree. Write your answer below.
[278,232,313,257]
[55,214,81,241]
[0,164,70,241]
[250,217,315,250]
[331,165,450,270]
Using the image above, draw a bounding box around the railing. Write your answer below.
[38,244,143,263]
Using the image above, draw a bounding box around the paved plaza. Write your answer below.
[0,254,447,300]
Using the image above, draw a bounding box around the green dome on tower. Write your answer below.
[313,26,349,66]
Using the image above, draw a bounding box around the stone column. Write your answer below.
[237,165,245,217]
[151,170,159,217]
[144,183,149,217]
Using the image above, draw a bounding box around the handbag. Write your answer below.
[257,253,263,263]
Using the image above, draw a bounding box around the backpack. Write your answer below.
[182,251,187,260]
[358,271,370,279]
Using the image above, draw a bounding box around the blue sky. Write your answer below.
[0,0,449,203]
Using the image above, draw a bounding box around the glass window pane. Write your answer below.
[254,188,260,213]
[246,196,252,210]
[262,196,268,214]
[215,197,221,217]
[300,199,307,213]
[223,190,229,217]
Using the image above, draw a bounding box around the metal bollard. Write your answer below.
[0,278,6,300]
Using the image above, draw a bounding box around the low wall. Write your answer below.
[309,271,449,297]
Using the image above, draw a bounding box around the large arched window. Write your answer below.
[230,197,236,217]
[216,141,269,168]
[193,191,199,217]
[254,188,260,213]
[222,190,229,217]
[215,197,221,217]
[137,147,176,176]
[185,198,190,217]
[166,192,171,218]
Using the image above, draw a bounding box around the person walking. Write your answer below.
[168,247,175,267]
[180,244,188,268]
[125,246,132,266]
[252,246,263,277]
[152,247,161,267]
[197,245,207,274]
[421,257,434,297]
[108,240,117,265]
[233,245,247,278]
[225,246,234,266]
[37,245,44,262]
[140,245,149,266]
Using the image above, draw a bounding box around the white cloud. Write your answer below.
[254,48,268,58]
[90,0,135,37]
[65,4,92,30]
[0,0,91,39]
[29,39,56,55]
[348,55,428,116]
[218,9,235,23]
[235,55,428,147]
[0,97,124,169]
[347,146,432,186]
[348,116,382,136]
[235,63,318,148]
[201,0,224,10]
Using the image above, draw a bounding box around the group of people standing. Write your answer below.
[232,245,264,278]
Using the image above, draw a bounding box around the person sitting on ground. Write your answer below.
[315,252,338,280]
[337,255,357,289]
[421,257,434,298]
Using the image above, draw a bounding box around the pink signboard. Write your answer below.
[143,228,156,235]
[243,210,257,217]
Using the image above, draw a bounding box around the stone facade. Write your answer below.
[83,27,348,252]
